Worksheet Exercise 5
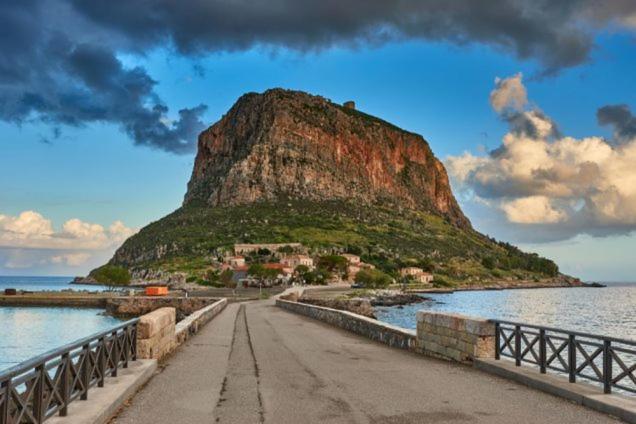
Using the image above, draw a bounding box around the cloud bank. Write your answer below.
[446,74,636,242]
[0,210,136,270]
[1,0,635,152]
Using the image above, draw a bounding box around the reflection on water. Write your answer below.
[375,283,636,341]
[0,307,122,372]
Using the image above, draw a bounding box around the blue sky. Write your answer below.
[1,2,635,280]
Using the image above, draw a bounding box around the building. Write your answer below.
[225,256,245,268]
[341,254,360,265]
[280,255,314,270]
[234,243,302,255]
[399,267,433,284]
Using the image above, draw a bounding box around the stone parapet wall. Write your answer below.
[107,297,217,321]
[276,299,416,351]
[175,298,227,345]
[136,307,176,360]
[416,311,495,362]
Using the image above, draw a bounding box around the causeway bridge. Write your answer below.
[1,294,634,423]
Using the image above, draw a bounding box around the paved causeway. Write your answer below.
[114,300,620,423]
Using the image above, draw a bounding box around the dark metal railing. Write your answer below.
[493,320,636,395]
[0,319,138,424]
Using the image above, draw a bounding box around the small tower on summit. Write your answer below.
[343,100,356,110]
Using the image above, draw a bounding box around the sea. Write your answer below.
[0,276,120,372]
[376,282,636,341]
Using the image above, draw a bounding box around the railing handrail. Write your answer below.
[490,319,636,346]
[0,318,139,381]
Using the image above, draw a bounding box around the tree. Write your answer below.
[93,265,131,291]
[294,265,310,284]
[220,269,235,288]
[248,264,279,282]
[206,269,220,283]
[277,245,295,254]
[481,256,495,269]
[304,269,330,285]
[317,255,348,274]
[354,268,392,289]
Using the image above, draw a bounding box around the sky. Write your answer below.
[1,1,636,280]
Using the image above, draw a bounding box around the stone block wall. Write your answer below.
[136,307,176,360]
[416,311,495,362]
[276,299,417,351]
[106,297,217,321]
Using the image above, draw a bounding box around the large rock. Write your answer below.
[184,89,470,229]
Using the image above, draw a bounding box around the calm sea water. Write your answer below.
[0,275,111,292]
[376,283,636,341]
[0,307,123,371]
[0,276,120,372]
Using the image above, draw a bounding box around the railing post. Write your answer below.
[494,322,500,360]
[1,379,10,424]
[80,344,90,400]
[59,353,70,416]
[123,327,130,369]
[603,340,612,394]
[132,323,138,361]
[568,334,576,383]
[33,364,45,423]
[539,329,547,374]
[111,331,119,377]
[98,337,106,388]
[514,325,522,366]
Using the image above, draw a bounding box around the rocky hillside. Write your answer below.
[98,89,567,286]
[185,89,469,228]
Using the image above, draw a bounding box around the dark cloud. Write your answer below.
[69,0,636,72]
[1,0,635,151]
[501,109,561,139]
[0,1,206,154]
[597,104,636,143]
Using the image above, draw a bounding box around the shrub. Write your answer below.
[92,265,131,291]
[432,275,453,288]
[354,268,392,289]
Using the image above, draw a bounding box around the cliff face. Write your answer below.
[184,89,470,229]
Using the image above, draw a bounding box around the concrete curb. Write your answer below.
[47,359,157,424]
[175,298,227,345]
[475,358,636,423]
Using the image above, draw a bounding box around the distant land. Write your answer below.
[89,89,578,288]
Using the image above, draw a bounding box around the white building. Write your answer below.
[281,255,314,270]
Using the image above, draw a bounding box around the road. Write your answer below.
[114,300,621,423]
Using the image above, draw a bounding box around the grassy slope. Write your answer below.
[107,200,559,286]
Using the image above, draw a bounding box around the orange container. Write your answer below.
[145,286,168,296]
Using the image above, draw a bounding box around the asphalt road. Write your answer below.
[114,300,621,423]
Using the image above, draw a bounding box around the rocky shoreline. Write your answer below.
[299,290,427,319]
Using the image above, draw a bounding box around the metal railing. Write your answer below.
[493,320,636,395]
[0,319,138,424]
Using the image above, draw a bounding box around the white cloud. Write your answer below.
[51,253,91,266]
[0,211,137,271]
[501,196,567,224]
[489,73,527,112]
[446,73,636,241]
[0,211,137,250]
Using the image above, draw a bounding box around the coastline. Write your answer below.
[406,280,590,294]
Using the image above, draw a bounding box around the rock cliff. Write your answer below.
[184,89,470,228]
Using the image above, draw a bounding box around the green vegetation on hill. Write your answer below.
[104,200,559,286]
